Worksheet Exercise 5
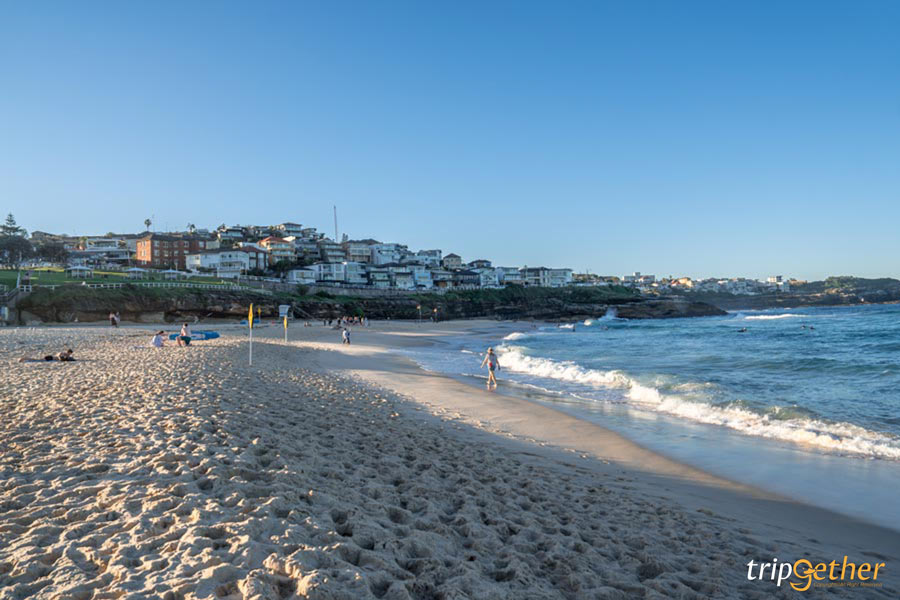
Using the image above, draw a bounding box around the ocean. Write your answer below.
[402,303,900,529]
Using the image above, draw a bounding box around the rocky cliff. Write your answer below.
[15,284,725,324]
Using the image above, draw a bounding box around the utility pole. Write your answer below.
[333,205,338,241]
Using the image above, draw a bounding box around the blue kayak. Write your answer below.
[168,330,220,341]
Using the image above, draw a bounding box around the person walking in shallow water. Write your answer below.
[480,347,500,389]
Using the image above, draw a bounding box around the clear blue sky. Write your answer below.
[2,1,898,280]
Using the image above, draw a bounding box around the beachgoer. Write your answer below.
[342,328,351,345]
[480,347,500,388]
[109,312,117,327]
[19,355,56,362]
[57,349,75,361]
[151,331,165,348]
[114,312,121,327]
[178,323,192,346]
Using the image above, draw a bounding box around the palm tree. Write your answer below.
[187,223,196,234]
[144,218,152,232]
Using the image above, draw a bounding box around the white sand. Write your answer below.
[1,323,897,599]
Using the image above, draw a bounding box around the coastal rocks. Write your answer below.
[15,286,277,324]
[611,299,726,319]
[15,285,725,324]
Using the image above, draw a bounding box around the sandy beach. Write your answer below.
[1,320,898,599]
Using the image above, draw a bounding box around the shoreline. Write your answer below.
[2,321,899,597]
[266,321,900,543]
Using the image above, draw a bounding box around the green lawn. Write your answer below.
[0,267,235,288]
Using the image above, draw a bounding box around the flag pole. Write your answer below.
[248,303,254,366]
[284,315,288,344]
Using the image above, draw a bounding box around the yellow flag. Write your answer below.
[248,303,254,328]
[283,315,288,330]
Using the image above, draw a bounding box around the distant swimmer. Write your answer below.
[738,327,748,333]
[480,347,501,389]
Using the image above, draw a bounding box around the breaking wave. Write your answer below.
[503,332,528,341]
[496,345,900,460]
[744,314,808,321]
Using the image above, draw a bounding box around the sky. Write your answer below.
[1,1,898,281]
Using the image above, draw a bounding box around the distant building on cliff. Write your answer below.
[136,233,216,270]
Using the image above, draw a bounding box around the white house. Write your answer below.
[391,270,416,290]
[286,268,316,285]
[217,226,245,241]
[371,243,410,265]
[472,267,499,288]
[310,262,346,283]
[548,268,573,287]
[343,261,368,286]
[276,222,304,238]
[415,249,442,267]
[317,239,346,263]
[186,249,250,278]
[442,253,462,269]
[495,266,523,285]
[521,267,551,287]
[429,268,453,288]
[404,263,433,289]
[342,239,378,263]
[367,267,391,288]
[237,247,268,271]
[82,237,132,265]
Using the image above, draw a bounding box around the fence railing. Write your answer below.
[17,281,255,293]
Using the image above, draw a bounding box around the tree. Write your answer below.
[1,214,26,237]
[270,259,293,275]
[187,223,196,234]
[0,235,33,268]
[36,241,69,264]
[144,218,152,231]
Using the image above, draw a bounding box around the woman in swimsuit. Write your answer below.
[480,347,500,389]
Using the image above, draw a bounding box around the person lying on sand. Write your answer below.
[19,349,75,362]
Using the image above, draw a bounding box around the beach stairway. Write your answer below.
[1,286,27,325]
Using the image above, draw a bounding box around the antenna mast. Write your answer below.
[333,205,338,241]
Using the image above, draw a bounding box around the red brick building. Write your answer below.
[136,234,216,269]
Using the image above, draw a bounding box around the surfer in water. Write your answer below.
[480,347,501,389]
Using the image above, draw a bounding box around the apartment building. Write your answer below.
[258,237,296,265]
[136,234,214,269]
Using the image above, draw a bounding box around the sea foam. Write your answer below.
[497,345,900,460]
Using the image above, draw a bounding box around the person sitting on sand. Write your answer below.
[151,331,165,348]
[178,323,192,346]
[480,347,500,389]
[57,349,75,361]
